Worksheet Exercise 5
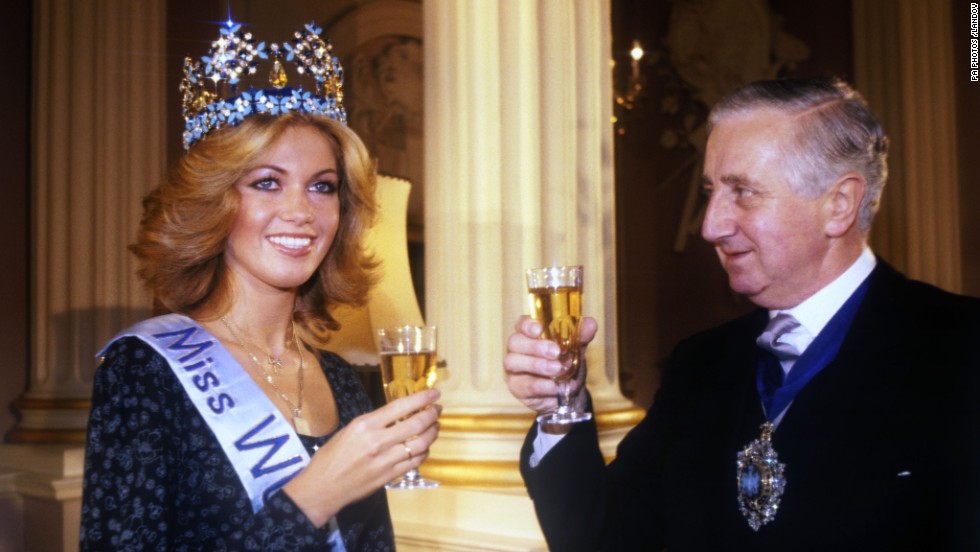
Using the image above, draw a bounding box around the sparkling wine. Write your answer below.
[380,351,437,402]
[375,326,440,488]
[527,285,582,381]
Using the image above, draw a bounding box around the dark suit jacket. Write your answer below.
[521,261,980,551]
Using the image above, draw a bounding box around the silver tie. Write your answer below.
[755,313,802,362]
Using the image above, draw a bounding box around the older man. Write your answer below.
[504,78,980,551]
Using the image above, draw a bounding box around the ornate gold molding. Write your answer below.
[431,406,645,487]
[5,427,87,445]
[423,458,524,487]
[595,405,646,428]
[439,406,644,433]
[12,397,91,411]
[5,397,91,444]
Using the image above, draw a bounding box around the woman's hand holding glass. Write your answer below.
[282,387,441,527]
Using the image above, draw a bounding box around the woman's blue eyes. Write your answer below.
[309,181,337,194]
[251,178,278,191]
[249,178,337,193]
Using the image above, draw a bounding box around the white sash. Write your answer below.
[100,314,346,549]
[101,313,308,511]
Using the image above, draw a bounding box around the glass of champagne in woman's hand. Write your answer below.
[377,325,440,489]
[526,265,592,426]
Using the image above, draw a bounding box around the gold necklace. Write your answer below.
[218,314,309,434]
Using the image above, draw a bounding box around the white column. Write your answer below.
[424,0,638,483]
[1,2,164,550]
[387,1,642,549]
[853,0,962,292]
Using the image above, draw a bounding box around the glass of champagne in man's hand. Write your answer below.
[526,265,592,427]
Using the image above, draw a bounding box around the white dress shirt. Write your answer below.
[770,246,877,376]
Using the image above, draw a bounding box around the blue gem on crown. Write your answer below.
[180,21,346,150]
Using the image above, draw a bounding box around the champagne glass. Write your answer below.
[377,325,440,489]
[526,265,592,425]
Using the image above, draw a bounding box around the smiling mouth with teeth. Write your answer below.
[268,236,312,249]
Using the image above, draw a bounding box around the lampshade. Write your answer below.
[328,174,425,366]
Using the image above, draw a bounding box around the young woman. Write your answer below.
[80,56,439,549]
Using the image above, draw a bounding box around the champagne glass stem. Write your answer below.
[537,352,591,425]
[554,353,579,414]
[555,378,572,414]
[386,467,438,489]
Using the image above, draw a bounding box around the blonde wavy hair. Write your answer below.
[132,113,378,345]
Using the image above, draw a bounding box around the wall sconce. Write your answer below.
[613,39,646,134]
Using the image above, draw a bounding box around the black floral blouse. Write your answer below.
[80,336,395,551]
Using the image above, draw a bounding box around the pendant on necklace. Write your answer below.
[736,422,786,531]
[293,413,311,436]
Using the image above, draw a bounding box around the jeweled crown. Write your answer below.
[180,21,346,149]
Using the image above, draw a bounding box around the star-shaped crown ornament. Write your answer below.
[180,21,346,150]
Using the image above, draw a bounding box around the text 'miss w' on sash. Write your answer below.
[99,314,311,511]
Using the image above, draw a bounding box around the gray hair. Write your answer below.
[707,78,889,232]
